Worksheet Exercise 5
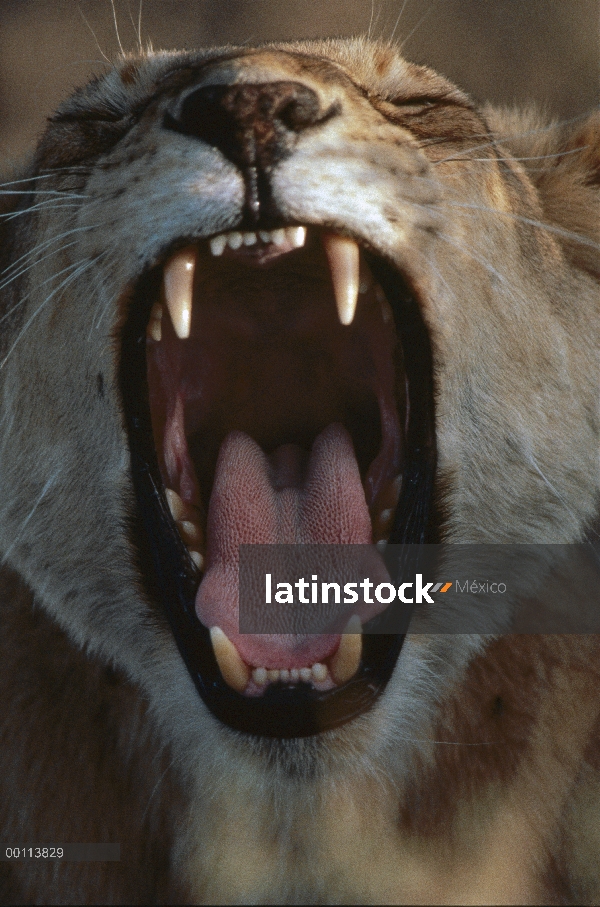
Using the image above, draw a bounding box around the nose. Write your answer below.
[167,81,324,167]
[164,80,335,220]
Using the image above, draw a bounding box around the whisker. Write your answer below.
[0,240,82,293]
[389,0,410,44]
[0,225,98,285]
[110,0,126,57]
[0,201,83,221]
[442,201,600,251]
[434,112,592,164]
[399,4,435,51]
[1,467,63,565]
[0,258,90,328]
[0,258,100,368]
[0,189,86,198]
[435,231,518,289]
[78,4,112,65]
[444,146,589,165]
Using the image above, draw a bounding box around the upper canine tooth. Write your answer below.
[322,233,360,326]
[210,627,250,693]
[209,234,227,256]
[287,226,307,248]
[163,247,196,339]
[330,615,362,684]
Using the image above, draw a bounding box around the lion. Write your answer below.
[0,37,599,905]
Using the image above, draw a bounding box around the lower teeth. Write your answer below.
[252,663,329,686]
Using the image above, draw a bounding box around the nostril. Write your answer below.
[275,94,320,132]
[165,81,330,151]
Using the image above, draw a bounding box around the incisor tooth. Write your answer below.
[312,663,328,682]
[243,232,257,246]
[210,627,250,693]
[227,231,243,250]
[299,667,312,682]
[322,233,360,326]
[253,667,268,685]
[163,247,196,339]
[209,234,227,256]
[330,615,362,684]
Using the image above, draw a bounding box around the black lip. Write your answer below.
[119,250,437,738]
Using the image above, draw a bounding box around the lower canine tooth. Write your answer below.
[322,233,360,326]
[163,246,196,339]
[210,627,250,693]
[331,615,362,684]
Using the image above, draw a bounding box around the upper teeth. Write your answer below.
[159,227,369,342]
[209,226,306,257]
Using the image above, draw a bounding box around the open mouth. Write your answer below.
[120,224,436,737]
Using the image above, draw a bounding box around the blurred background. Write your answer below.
[0,0,598,164]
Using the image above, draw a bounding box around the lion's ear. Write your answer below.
[486,108,600,279]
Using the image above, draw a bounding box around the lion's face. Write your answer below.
[0,40,598,770]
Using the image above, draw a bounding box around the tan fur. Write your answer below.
[0,38,599,904]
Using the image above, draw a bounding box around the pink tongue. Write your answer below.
[195,423,373,668]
